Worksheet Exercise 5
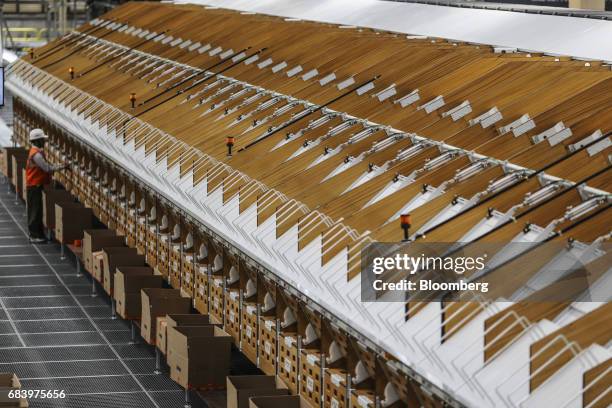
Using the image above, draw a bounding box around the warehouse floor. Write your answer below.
[0,181,214,408]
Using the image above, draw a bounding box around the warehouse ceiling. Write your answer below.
[6,2,612,406]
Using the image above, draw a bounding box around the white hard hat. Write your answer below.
[29,128,48,142]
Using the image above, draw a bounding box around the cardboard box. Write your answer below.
[140,289,191,344]
[180,252,195,297]
[0,151,6,179]
[350,390,375,408]
[54,202,93,244]
[278,333,299,394]
[166,326,233,389]
[259,316,278,376]
[0,372,28,407]
[21,169,26,202]
[241,304,258,365]
[227,376,289,408]
[249,395,313,408]
[324,368,348,408]
[169,243,182,289]
[42,189,73,229]
[569,0,605,10]
[92,251,105,281]
[114,267,163,319]
[83,229,125,274]
[156,316,167,352]
[193,264,209,314]
[146,226,158,267]
[158,314,216,354]
[300,349,322,407]
[225,290,241,344]
[1,147,27,181]
[209,276,225,324]
[102,248,146,295]
[11,154,28,199]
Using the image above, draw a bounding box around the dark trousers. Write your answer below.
[27,185,45,239]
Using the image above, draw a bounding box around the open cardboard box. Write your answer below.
[140,288,191,344]
[42,188,73,230]
[249,395,313,408]
[102,247,146,294]
[54,202,93,244]
[10,152,28,199]
[114,267,162,319]
[1,148,27,181]
[166,325,233,389]
[83,229,125,274]
[157,314,215,355]
[0,372,28,407]
[227,376,289,408]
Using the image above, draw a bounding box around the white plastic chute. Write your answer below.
[327,341,344,364]
[354,360,370,384]
[172,223,181,240]
[228,265,239,284]
[212,253,223,273]
[281,307,296,328]
[245,278,257,297]
[382,383,400,407]
[185,232,193,250]
[304,323,319,345]
[262,292,275,312]
[197,243,208,261]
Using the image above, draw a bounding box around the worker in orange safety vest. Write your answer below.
[26,129,68,243]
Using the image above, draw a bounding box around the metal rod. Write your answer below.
[130,321,137,344]
[184,388,191,408]
[154,348,162,374]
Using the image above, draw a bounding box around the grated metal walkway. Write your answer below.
[0,181,209,408]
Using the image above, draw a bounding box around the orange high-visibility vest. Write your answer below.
[26,146,51,187]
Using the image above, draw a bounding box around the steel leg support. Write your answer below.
[154,348,163,375]
[184,388,191,408]
[91,277,97,297]
[111,299,117,319]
